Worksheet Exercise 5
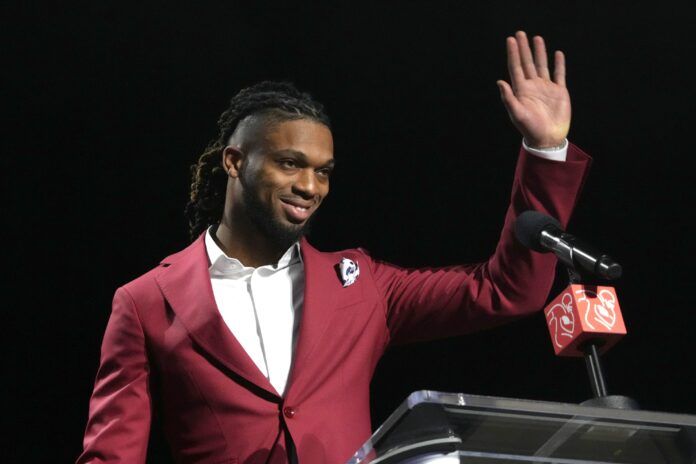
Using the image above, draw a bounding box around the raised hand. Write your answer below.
[497,31,571,148]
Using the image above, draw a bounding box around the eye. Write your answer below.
[316,167,333,179]
[278,159,297,169]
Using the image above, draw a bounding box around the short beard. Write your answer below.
[240,175,312,252]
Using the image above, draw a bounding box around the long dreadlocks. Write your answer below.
[184,81,331,240]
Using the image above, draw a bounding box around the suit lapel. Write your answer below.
[155,235,278,397]
[286,239,342,396]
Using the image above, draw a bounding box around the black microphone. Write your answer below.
[514,210,622,280]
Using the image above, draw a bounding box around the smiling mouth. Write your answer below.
[280,199,314,223]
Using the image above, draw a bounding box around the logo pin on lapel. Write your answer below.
[337,258,360,287]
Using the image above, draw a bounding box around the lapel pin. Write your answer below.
[337,257,360,287]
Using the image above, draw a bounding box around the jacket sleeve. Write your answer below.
[371,144,592,345]
[76,287,151,464]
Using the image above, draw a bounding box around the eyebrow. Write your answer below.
[272,149,336,169]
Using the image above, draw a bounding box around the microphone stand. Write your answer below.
[565,267,640,410]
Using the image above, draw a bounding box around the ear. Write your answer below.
[222,146,245,178]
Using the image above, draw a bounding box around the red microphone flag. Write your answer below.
[545,284,627,357]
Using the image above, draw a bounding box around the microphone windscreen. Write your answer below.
[515,210,561,252]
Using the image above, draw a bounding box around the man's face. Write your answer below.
[237,118,334,248]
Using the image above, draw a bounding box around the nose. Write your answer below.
[292,168,319,198]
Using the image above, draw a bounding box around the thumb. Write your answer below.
[496,80,524,116]
[496,80,511,101]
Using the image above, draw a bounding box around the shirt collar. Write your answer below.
[205,226,302,278]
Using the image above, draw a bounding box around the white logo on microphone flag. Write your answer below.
[545,292,576,348]
[576,289,617,331]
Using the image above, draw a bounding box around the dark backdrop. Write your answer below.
[5,1,695,462]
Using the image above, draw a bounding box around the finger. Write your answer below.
[497,80,525,116]
[506,37,525,91]
[516,30,538,79]
[553,50,566,87]
[533,36,550,79]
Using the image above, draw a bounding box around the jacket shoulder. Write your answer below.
[119,236,202,302]
[301,238,373,263]
[120,264,165,298]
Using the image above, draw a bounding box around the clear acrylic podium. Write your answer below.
[347,391,696,463]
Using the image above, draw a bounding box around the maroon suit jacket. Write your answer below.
[77,146,591,464]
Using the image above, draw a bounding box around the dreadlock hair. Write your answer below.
[185,81,331,241]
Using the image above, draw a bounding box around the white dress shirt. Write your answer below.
[523,138,568,161]
[202,140,567,396]
[205,229,304,396]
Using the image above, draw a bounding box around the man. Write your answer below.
[78,32,591,463]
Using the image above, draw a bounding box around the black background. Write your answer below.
[5,1,695,462]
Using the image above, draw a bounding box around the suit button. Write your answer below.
[283,407,296,418]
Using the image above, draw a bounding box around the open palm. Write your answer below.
[497,31,571,148]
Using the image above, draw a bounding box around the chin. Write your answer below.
[242,188,313,249]
[258,214,311,250]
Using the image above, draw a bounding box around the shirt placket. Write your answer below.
[252,265,295,396]
[248,269,272,385]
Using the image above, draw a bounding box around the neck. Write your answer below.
[214,210,287,268]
